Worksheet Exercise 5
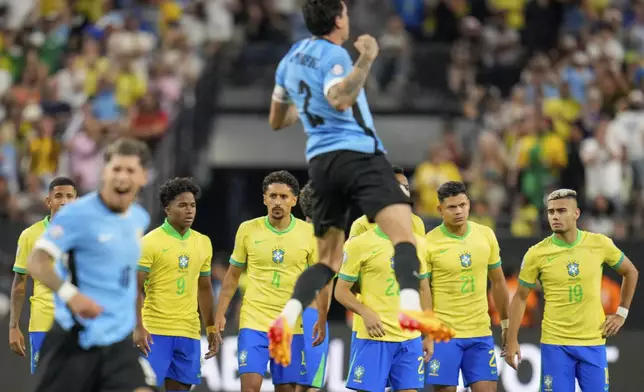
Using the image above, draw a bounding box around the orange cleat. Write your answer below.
[399,310,456,342]
[268,317,293,366]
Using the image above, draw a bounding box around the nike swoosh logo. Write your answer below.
[438,249,449,254]
[255,240,266,244]
[547,255,559,262]
[162,248,171,253]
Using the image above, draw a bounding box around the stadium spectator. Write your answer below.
[413,142,462,218]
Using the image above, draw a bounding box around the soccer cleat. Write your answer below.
[399,310,456,342]
[268,316,293,366]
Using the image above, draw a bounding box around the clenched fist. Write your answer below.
[354,34,379,61]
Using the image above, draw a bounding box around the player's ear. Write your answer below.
[263,194,268,206]
[292,196,298,207]
[45,196,51,209]
[575,207,581,220]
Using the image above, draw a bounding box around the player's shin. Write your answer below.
[393,242,422,311]
[284,264,336,328]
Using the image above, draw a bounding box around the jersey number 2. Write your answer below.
[299,81,324,127]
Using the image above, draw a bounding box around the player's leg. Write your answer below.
[164,337,202,391]
[574,345,609,392]
[540,344,576,392]
[425,338,466,392]
[145,334,174,388]
[29,331,47,375]
[238,329,271,392]
[459,337,498,392]
[388,337,425,392]
[346,337,394,392]
[297,308,330,391]
[271,334,305,392]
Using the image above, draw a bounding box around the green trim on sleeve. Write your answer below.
[488,260,502,270]
[338,273,359,282]
[610,253,625,270]
[137,266,151,273]
[12,266,27,274]
[518,278,536,289]
[418,273,430,280]
[229,258,245,267]
[200,271,212,277]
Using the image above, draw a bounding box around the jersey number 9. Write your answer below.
[299,81,325,128]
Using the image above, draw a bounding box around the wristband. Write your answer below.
[57,281,79,303]
[501,319,509,329]
[206,326,217,334]
[616,307,629,319]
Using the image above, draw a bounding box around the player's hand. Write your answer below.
[362,308,385,338]
[213,315,226,353]
[422,336,434,362]
[600,314,625,338]
[312,319,326,347]
[205,332,217,359]
[501,328,508,349]
[67,292,103,319]
[133,326,153,356]
[8,327,26,357]
[354,34,379,62]
[503,339,522,370]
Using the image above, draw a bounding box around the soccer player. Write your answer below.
[134,177,217,392]
[504,189,639,392]
[296,181,331,392]
[268,0,450,363]
[214,171,317,392]
[9,177,78,374]
[423,181,510,392]
[26,138,157,392]
[335,225,438,392]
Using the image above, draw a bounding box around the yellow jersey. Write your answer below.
[13,217,53,332]
[349,214,426,333]
[138,220,212,340]
[518,230,624,346]
[230,215,316,334]
[339,227,428,342]
[425,221,501,338]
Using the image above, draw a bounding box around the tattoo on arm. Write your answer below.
[9,274,28,328]
[327,55,373,109]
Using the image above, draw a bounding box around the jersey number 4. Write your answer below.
[299,81,324,127]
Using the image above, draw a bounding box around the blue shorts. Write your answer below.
[426,336,498,387]
[347,336,424,391]
[146,335,202,386]
[29,332,47,375]
[237,328,305,385]
[301,308,329,388]
[541,344,608,392]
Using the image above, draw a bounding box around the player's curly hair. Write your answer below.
[437,181,467,203]
[299,181,314,219]
[262,170,300,196]
[159,177,201,208]
[48,177,77,192]
[302,0,344,37]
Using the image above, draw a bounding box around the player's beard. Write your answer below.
[271,207,285,220]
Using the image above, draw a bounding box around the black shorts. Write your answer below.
[32,324,157,392]
[308,150,411,237]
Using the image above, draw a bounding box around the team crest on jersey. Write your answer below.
[352,365,365,382]
[459,252,472,268]
[567,261,580,277]
[239,350,248,366]
[331,64,344,76]
[428,359,440,376]
[543,374,553,391]
[272,248,285,264]
[178,254,190,269]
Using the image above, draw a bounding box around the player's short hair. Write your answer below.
[159,177,201,208]
[104,138,152,168]
[299,181,314,219]
[48,177,76,192]
[392,165,405,175]
[262,170,300,196]
[302,0,344,37]
[437,181,468,203]
[547,188,578,202]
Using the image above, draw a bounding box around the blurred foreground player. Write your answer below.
[9,177,78,374]
[26,138,157,392]
[424,182,509,392]
[135,177,216,391]
[505,189,639,392]
[214,171,317,392]
[268,0,451,365]
[296,182,332,392]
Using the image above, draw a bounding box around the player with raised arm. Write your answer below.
[423,182,510,392]
[214,171,317,392]
[335,224,438,392]
[134,177,216,392]
[296,182,332,392]
[9,177,77,374]
[26,138,156,392]
[268,0,451,365]
[504,189,639,391]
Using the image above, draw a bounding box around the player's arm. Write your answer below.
[9,232,30,357]
[601,237,639,336]
[487,232,510,332]
[269,56,299,130]
[198,239,217,358]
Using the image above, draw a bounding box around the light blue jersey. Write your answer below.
[274,38,385,161]
[35,192,150,349]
